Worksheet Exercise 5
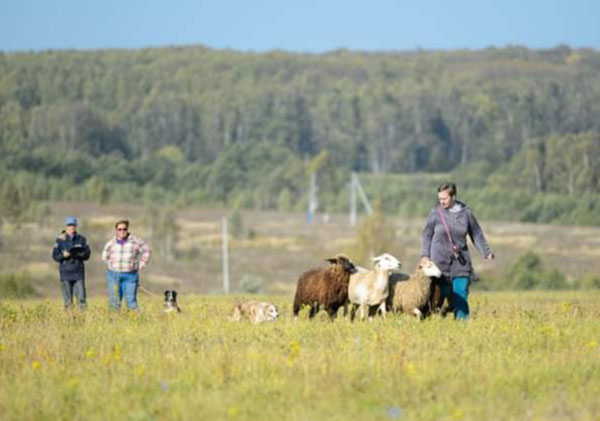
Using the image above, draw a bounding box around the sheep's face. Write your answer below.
[419,260,442,278]
[326,255,357,274]
[372,253,402,271]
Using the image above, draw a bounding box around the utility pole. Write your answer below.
[349,173,357,226]
[355,172,373,215]
[222,216,230,294]
[349,172,372,226]
[307,171,318,223]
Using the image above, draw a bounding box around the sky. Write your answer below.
[1,0,599,53]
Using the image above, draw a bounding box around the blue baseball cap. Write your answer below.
[65,216,78,226]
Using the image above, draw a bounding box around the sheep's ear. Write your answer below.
[164,290,169,297]
[325,258,337,264]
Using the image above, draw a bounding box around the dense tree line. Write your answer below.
[1,45,600,224]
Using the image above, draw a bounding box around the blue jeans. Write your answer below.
[106,270,139,310]
[440,276,469,320]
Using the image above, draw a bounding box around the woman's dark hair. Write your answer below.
[115,219,130,229]
[437,182,457,197]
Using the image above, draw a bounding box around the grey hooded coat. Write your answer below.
[421,201,491,279]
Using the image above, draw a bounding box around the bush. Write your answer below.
[536,268,569,290]
[575,273,600,290]
[351,200,396,265]
[506,251,568,290]
[238,274,263,294]
[0,272,36,298]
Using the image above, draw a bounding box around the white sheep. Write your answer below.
[387,258,442,318]
[348,253,402,321]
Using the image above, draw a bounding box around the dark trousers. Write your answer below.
[60,279,87,309]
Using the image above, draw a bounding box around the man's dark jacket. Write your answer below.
[52,232,91,281]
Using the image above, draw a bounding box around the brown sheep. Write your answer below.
[387,258,442,318]
[293,254,356,321]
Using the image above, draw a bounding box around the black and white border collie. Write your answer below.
[164,290,181,313]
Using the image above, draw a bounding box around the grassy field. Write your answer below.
[1,291,599,420]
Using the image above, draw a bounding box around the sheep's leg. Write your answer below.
[445,288,458,318]
[350,304,357,322]
[368,305,378,322]
[359,304,366,321]
[421,301,432,319]
[293,301,301,319]
[429,278,443,314]
[440,303,453,318]
[308,305,319,319]
[379,301,387,321]
[327,305,339,321]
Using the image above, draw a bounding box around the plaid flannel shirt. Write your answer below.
[102,235,151,273]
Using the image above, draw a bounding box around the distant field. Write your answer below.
[3,202,600,298]
[0,292,599,420]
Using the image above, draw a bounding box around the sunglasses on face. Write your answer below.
[117,228,128,231]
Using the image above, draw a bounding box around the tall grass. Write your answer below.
[1,292,599,420]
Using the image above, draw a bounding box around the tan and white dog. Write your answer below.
[229,300,279,324]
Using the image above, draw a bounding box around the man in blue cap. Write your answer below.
[52,217,91,310]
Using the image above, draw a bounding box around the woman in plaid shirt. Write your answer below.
[102,220,151,310]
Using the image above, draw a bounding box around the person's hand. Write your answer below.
[62,250,71,258]
[139,262,146,271]
[486,252,495,260]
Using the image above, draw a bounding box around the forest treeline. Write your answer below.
[1,45,600,224]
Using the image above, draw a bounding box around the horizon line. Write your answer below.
[2,42,597,56]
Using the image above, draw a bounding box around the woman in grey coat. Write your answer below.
[421,182,494,319]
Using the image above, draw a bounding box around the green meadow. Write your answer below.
[1,292,599,420]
